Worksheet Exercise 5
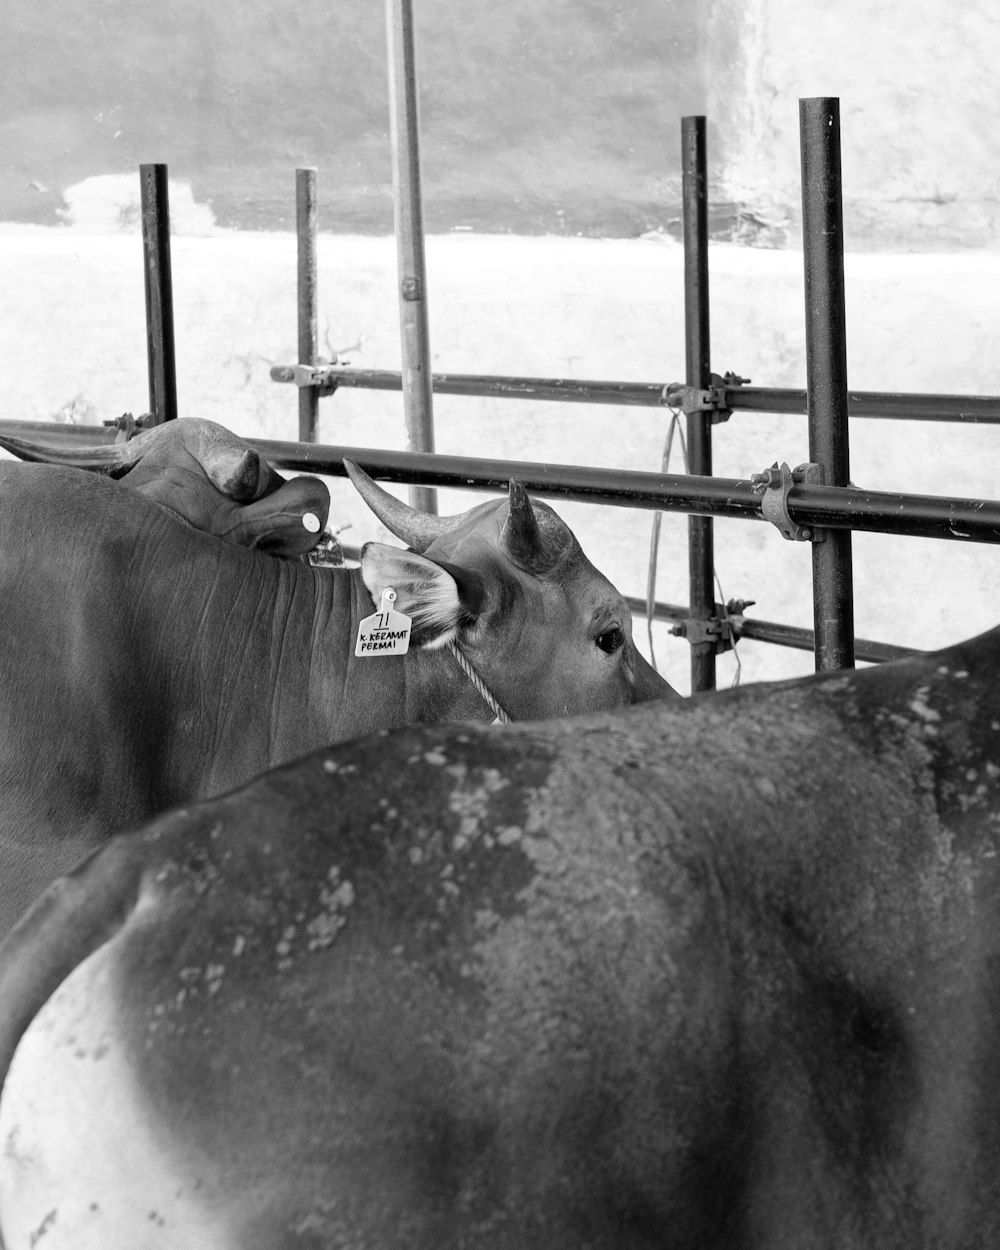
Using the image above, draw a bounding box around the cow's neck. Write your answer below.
[442,642,511,723]
[139,554,502,810]
[240,565,496,765]
[315,569,504,731]
[401,644,505,728]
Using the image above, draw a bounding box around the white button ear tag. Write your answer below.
[355,588,412,657]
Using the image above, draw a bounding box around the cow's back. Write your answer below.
[0,468,168,887]
[4,642,1000,1245]
[0,464,324,928]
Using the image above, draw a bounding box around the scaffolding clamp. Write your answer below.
[661,371,747,425]
[670,611,734,653]
[752,461,825,543]
[102,411,152,442]
[269,363,341,394]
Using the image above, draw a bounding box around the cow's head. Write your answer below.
[346,462,677,716]
[0,419,331,557]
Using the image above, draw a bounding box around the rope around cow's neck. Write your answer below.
[447,641,512,725]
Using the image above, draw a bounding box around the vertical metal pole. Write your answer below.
[386,0,437,513]
[799,97,855,671]
[139,164,178,424]
[296,167,320,443]
[681,116,716,692]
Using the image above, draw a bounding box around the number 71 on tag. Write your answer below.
[355,588,413,657]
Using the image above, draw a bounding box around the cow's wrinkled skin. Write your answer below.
[0,629,998,1248]
[0,453,673,934]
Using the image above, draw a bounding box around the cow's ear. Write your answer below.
[359,543,485,650]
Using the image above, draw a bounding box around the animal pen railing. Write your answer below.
[264,95,1000,693]
[4,95,1000,694]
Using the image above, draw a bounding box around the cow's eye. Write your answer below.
[596,626,626,654]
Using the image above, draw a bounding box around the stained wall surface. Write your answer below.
[710,0,1000,248]
[7,0,995,247]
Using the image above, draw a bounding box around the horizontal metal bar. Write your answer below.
[271,364,1000,424]
[3,421,998,545]
[0,421,116,445]
[732,386,1000,424]
[270,364,672,408]
[626,596,917,663]
[252,439,1000,545]
[730,615,918,663]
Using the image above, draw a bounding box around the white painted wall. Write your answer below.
[710,0,1000,248]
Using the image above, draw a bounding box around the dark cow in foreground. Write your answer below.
[0,448,672,935]
[1,630,999,1248]
[0,417,332,556]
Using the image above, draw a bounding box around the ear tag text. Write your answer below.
[355,588,412,657]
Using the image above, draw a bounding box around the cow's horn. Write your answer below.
[501,480,573,573]
[500,479,546,567]
[343,460,467,553]
[0,433,140,477]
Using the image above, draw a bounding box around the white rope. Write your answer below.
[646,406,742,688]
[646,409,686,669]
[447,641,511,725]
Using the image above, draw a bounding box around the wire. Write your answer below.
[645,407,741,687]
[645,409,685,669]
[715,571,742,687]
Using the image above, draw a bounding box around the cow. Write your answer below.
[0,417,332,557]
[0,441,674,935]
[0,626,997,1248]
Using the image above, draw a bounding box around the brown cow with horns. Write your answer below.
[0,419,674,936]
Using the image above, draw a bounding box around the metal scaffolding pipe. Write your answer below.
[386,0,436,514]
[274,365,1000,425]
[296,168,320,443]
[727,386,1000,424]
[624,596,919,664]
[800,97,856,671]
[274,366,674,407]
[682,115,717,692]
[724,614,917,663]
[139,164,178,424]
[248,439,1000,543]
[2,422,999,544]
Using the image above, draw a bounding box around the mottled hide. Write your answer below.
[0,455,671,934]
[1,630,998,1247]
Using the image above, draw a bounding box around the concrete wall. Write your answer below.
[8,0,995,247]
[710,0,1000,248]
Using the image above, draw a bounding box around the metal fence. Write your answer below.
[3,93,999,693]
[265,97,1000,692]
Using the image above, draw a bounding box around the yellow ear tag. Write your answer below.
[355,588,412,657]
